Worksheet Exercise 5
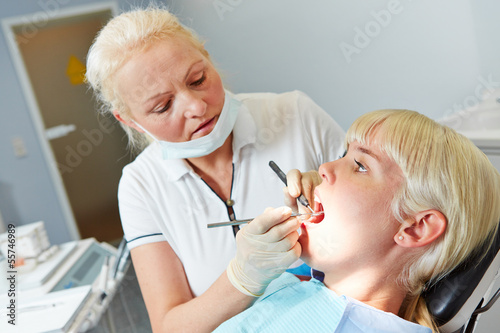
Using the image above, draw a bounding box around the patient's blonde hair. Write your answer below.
[86,5,210,151]
[346,109,500,331]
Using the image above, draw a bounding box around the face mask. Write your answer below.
[133,91,240,159]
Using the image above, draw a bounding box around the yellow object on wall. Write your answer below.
[66,55,86,85]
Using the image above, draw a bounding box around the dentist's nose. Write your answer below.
[178,91,206,118]
[318,161,336,184]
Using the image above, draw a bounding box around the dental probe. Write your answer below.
[269,161,314,213]
[207,212,324,229]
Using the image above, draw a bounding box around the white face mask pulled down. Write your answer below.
[133,91,241,159]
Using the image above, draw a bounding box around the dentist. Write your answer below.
[85,6,344,332]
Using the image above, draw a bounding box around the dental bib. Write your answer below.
[134,91,240,159]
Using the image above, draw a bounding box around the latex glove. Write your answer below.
[227,207,301,297]
[284,169,322,214]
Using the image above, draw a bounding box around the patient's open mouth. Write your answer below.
[304,193,323,224]
[301,193,325,229]
[308,202,324,223]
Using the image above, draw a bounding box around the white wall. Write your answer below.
[168,0,489,130]
[470,0,500,80]
[0,208,5,234]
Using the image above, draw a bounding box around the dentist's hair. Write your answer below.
[86,5,210,151]
[346,109,500,331]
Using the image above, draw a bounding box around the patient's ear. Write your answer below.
[395,210,447,248]
[112,110,144,133]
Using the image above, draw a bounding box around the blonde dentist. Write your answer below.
[85,6,344,332]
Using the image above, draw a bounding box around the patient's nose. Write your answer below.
[318,161,335,184]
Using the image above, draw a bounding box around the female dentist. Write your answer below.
[85,6,345,332]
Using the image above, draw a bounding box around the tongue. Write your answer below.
[308,214,324,224]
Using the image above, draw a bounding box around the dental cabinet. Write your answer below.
[0,223,132,332]
[439,89,500,172]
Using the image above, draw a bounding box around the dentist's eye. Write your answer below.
[155,100,172,113]
[191,73,206,87]
[354,159,367,172]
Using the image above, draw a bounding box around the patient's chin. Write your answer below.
[298,225,311,261]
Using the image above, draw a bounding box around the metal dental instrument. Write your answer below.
[269,160,314,213]
[207,211,324,228]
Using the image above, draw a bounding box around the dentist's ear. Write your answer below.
[395,210,447,248]
[112,110,144,133]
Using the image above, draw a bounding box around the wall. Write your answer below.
[470,0,500,81]
[1,0,499,245]
[168,0,488,130]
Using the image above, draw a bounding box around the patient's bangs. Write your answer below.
[346,110,409,166]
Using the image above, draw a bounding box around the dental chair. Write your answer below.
[424,221,500,333]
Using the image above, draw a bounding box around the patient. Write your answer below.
[216,110,500,332]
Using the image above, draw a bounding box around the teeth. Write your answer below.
[314,194,321,203]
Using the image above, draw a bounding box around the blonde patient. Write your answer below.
[216,109,500,332]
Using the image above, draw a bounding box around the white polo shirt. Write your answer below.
[118,90,345,296]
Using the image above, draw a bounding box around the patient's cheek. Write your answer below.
[300,224,341,269]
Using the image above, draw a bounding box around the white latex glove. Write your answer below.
[227,207,301,296]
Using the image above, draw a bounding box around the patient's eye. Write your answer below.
[354,159,367,173]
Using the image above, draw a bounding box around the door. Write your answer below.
[5,3,130,242]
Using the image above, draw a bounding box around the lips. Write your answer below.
[193,117,216,137]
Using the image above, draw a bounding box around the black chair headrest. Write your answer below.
[424,221,500,329]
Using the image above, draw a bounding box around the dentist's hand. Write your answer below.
[284,169,322,213]
[227,207,301,297]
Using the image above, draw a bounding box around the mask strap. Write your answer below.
[132,120,159,143]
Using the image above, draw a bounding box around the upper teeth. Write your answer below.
[314,194,321,203]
